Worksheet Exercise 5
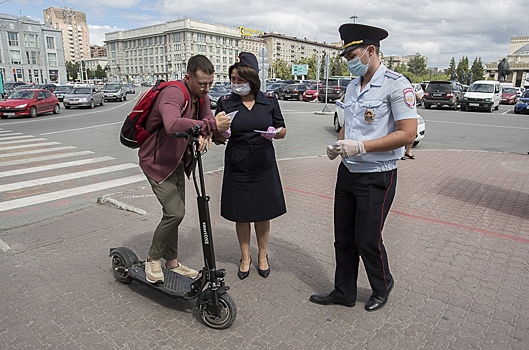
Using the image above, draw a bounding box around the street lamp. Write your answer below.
[350,14,358,23]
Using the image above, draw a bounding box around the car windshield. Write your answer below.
[9,90,36,99]
[522,91,529,98]
[105,84,121,89]
[503,87,516,93]
[55,86,72,92]
[468,84,494,93]
[210,86,227,92]
[72,88,92,94]
[309,85,320,90]
[427,83,450,92]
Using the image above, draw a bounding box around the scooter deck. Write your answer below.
[128,264,195,298]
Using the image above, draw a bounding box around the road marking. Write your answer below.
[0,151,94,167]
[0,130,14,133]
[0,146,76,158]
[0,135,34,140]
[0,156,115,177]
[0,163,138,192]
[0,142,61,151]
[0,132,23,137]
[0,174,146,212]
[41,122,122,135]
[425,120,529,130]
[0,138,47,145]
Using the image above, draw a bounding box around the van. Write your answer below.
[461,80,501,112]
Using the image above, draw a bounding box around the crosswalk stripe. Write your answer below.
[0,163,138,192]
[0,135,33,140]
[0,156,115,177]
[0,142,61,151]
[0,130,14,134]
[0,146,76,158]
[0,138,47,145]
[0,174,147,212]
[0,151,95,167]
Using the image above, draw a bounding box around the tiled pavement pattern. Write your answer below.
[1,150,528,349]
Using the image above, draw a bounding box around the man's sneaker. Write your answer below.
[166,262,199,279]
[145,259,164,284]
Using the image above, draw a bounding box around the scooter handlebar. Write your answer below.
[171,125,202,139]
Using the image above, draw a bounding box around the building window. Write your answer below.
[24,33,39,48]
[26,51,40,65]
[7,32,19,46]
[46,36,55,49]
[47,53,57,66]
[10,50,21,64]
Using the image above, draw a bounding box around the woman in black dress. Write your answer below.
[215,52,287,280]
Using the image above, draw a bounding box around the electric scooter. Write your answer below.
[109,125,237,329]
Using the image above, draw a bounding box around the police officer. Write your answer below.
[309,23,418,311]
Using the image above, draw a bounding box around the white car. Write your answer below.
[334,95,425,146]
[413,83,425,105]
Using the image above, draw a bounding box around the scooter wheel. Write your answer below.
[110,247,140,284]
[199,292,237,329]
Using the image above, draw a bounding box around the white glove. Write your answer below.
[326,145,341,160]
[337,140,366,157]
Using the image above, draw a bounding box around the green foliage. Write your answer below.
[470,57,485,82]
[407,54,428,75]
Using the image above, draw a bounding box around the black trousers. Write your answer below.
[331,163,396,302]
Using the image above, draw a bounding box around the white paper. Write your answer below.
[227,110,238,120]
[254,127,283,134]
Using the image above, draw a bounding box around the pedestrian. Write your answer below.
[215,52,287,280]
[309,23,418,311]
[139,55,231,284]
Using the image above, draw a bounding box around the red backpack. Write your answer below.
[120,80,201,149]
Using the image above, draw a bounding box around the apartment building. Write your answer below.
[0,13,66,83]
[44,7,90,63]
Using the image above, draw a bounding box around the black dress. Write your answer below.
[216,92,287,222]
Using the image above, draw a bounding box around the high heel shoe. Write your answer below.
[238,257,251,280]
[257,255,270,278]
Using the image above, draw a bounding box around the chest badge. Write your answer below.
[364,108,375,124]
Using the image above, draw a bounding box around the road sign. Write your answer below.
[292,64,308,76]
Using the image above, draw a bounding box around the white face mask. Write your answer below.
[231,82,251,96]
[346,49,370,77]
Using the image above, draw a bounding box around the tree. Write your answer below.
[272,59,290,80]
[456,57,470,83]
[407,53,427,76]
[470,57,485,82]
[66,61,80,81]
[446,58,456,80]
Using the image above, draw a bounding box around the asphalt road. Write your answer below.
[0,91,527,229]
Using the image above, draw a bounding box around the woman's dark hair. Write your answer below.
[229,62,261,95]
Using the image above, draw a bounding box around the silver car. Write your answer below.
[63,86,105,109]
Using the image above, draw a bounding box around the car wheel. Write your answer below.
[424,103,431,109]
[119,96,123,102]
[297,94,302,101]
[461,105,466,111]
[514,109,520,114]
[90,100,95,109]
[413,141,419,147]
[124,95,127,101]
[494,104,499,110]
[29,106,38,118]
[53,104,60,114]
[100,98,104,106]
[274,92,279,100]
[334,114,341,132]
[1,115,7,119]
[488,105,493,113]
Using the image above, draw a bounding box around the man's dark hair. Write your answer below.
[357,44,380,55]
[187,55,214,76]
[229,62,261,95]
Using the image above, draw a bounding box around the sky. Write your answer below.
[1,0,527,69]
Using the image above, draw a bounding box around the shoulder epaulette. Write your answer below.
[265,92,276,98]
[384,69,402,80]
[220,94,231,101]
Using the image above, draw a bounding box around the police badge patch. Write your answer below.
[403,87,415,108]
[364,108,375,124]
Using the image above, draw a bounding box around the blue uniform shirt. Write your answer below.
[342,63,417,173]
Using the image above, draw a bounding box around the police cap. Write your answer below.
[238,52,259,73]
[339,23,389,56]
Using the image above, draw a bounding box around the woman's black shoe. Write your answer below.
[238,258,251,280]
[257,255,270,278]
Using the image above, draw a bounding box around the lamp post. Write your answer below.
[350,14,358,23]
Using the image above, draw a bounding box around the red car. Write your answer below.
[500,87,517,104]
[0,89,60,119]
[302,84,321,102]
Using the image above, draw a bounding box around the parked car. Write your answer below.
[282,83,310,101]
[0,89,60,119]
[34,84,57,93]
[103,82,127,102]
[423,80,463,110]
[500,87,517,105]
[53,85,73,101]
[3,82,27,97]
[333,95,425,146]
[514,90,529,114]
[514,87,524,97]
[318,78,351,102]
[63,86,105,109]
[302,84,321,102]
[125,83,136,94]
[461,80,501,112]
[208,85,231,109]
[265,82,287,100]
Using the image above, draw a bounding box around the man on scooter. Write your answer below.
[138,55,231,284]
